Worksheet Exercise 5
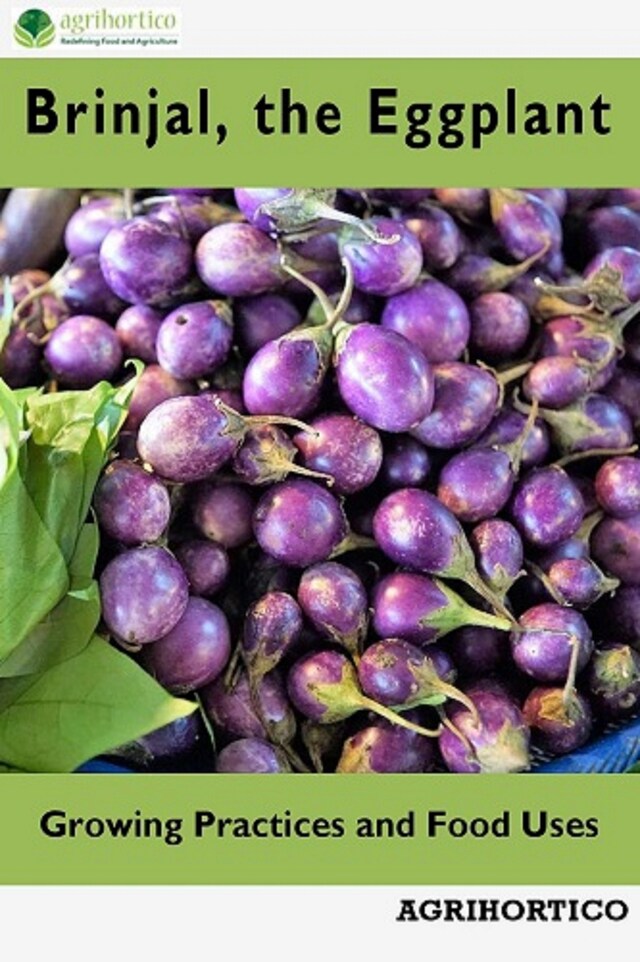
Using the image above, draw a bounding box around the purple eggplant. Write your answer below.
[380,278,470,363]
[522,687,593,755]
[438,680,530,773]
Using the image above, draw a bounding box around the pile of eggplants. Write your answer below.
[2,184,640,775]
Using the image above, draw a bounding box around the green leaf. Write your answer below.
[0,369,142,667]
[0,383,70,662]
[0,523,100,678]
[24,372,141,566]
[0,635,196,773]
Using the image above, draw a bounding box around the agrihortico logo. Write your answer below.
[11,6,181,50]
[14,8,55,47]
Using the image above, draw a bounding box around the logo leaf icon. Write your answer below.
[14,22,36,47]
[35,22,55,47]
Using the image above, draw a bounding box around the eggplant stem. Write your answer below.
[555,443,638,468]
[562,634,581,710]
[437,706,477,759]
[464,569,517,626]
[12,277,55,322]
[359,696,442,738]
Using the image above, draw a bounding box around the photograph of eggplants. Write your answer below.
[1,185,640,775]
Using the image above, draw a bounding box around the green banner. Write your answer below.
[1,58,639,186]
[0,773,637,884]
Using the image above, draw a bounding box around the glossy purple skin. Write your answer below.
[581,205,640,259]
[372,488,468,575]
[100,218,193,305]
[553,395,634,454]
[201,669,293,740]
[192,481,255,549]
[437,448,514,523]
[546,558,607,608]
[403,206,464,271]
[298,562,368,645]
[584,245,640,301]
[439,684,530,774]
[433,188,488,219]
[235,293,301,355]
[44,315,122,388]
[523,356,592,409]
[491,190,562,261]
[123,364,195,433]
[287,649,351,721]
[510,467,584,548]
[337,717,436,773]
[379,435,431,489]
[115,304,162,363]
[410,362,499,449]
[511,604,593,683]
[587,644,640,720]
[595,456,640,518]
[468,291,530,360]
[174,539,230,596]
[242,334,327,418]
[540,317,615,387]
[601,585,640,644]
[524,188,568,218]
[64,196,125,257]
[0,326,42,387]
[591,513,640,585]
[233,187,292,232]
[216,738,288,773]
[99,546,189,645]
[358,638,445,707]
[94,461,170,545]
[371,571,452,645]
[156,300,233,380]
[603,365,640,426]
[137,395,243,483]
[381,279,470,363]
[336,324,434,432]
[253,478,347,567]
[135,713,202,762]
[196,222,283,296]
[293,413,383,495]
[243,591,302,660]
[149,196,225,243]
[469,519,523,594]
[141,596,230,694]
[474,407,551,469]
[448,626,506,676]
[59,253,126,319]
[522,687,592,756]
[339,217,423,296]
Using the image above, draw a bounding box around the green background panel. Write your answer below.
[0,774,637,884]
[1,58,638,186]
